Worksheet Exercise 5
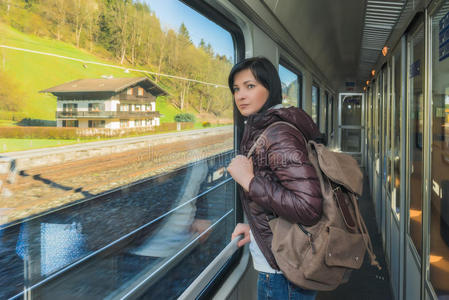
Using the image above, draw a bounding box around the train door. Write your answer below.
[338,93,364,164]
[388,40,405,300]
[380,64,389,250]
[404,21,425,300]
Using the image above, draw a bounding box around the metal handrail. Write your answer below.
[178,235,242,300]
[110,210,236,300]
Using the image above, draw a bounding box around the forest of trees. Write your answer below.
[0,0,234,118]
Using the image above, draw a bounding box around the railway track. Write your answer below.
[0,132,233,226]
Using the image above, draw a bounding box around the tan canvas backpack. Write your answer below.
[248,121,380,291]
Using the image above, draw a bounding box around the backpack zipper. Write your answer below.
[297,224,316,254]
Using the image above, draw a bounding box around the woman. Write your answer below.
[227,57,323,300]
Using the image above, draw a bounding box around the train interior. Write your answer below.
[1,0,449,299]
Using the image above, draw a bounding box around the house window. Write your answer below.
[88,120,105,128]
[138,87,144,96]
[62,120,78,127]
[135,119,142,127]
[63,103,78,113]
[120,119,129,128]
[135,105,141,112]
[120,104,129,111]
[89,103,104,112]
[127,88,133,95]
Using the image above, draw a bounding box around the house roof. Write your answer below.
[40,77,168,96]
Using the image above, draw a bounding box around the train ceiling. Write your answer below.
[231,0,416,91]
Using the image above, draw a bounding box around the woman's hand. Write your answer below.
[227,155,254,192]
[231,223,251,247]
[190,219,211,243]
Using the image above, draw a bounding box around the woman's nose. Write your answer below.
[235,90,245,101]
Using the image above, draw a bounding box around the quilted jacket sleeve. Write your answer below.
[248,124,323,226]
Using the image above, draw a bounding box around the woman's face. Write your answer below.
[233,68,269,117]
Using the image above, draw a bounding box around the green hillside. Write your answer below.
[0,22,181,122]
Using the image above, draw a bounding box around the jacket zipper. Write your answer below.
[297,223,316,254]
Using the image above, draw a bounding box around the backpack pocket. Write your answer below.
[302,226,366,285]
[325,226,366,269]
[269,217,312,269]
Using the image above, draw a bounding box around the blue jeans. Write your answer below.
[257,272,317,300]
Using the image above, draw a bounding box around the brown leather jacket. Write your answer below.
[240,106,323,270]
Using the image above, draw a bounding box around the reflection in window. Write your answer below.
[381,66,389,190]
[430,5,449,296]
[312,85,320,126]
[393,48,402,218]
[279,64,300,107]
[386,64,393,193]
[408,26,424,257]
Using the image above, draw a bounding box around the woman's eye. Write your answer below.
[247,84,255,89]
[233,87,239,92]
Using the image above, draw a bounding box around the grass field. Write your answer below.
[0,138,81,152]
[0,120,16,127]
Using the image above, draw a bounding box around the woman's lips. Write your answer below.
[239,104,249,109]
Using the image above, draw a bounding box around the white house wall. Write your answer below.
[108,120,120,129]
[106,100,120,111]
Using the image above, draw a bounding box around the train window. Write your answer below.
[407,25,424,256]
[329,96,334,134]
[0,0,238,298]
[392,46,401,219]
[324,91,329,137]
[312,84,320,127]
[279,64,301,107]
[430,3,449,295]
[341,95,362,153]
[375,77,380,159]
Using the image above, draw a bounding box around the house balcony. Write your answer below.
[118,94,156,102]
[56,110,160,119]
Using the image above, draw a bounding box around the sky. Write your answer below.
[144,0,234,61]
[279,64,298,86]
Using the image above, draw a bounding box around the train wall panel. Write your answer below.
[391,216,400,300]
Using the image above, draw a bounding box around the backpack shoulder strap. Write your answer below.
[247,121,307,158]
